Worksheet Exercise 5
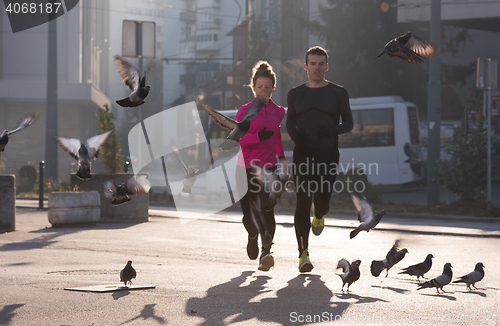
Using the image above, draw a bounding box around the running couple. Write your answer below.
[236,46,353,273]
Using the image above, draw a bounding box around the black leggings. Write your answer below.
[237,165,276,249]
[292,145,339,254]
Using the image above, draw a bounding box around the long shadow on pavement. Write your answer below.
[419,293,457,301]
[120,303,166,325]
[0,222,144,252]
[186,272,379,325]
[371,284,410,294]
[0,304,25,325]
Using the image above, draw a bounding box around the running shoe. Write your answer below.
[311,204,325,236]
[258,249,274,271]
[247,235,258,260]
[299,250,314,273]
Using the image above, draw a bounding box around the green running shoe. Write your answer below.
[311,204,324,236]
[299,250,314,273]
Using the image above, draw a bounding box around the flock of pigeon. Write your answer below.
[336,238,486,295]
[3,32,448,289]
[54,55,155,206]
[331,173,485,295]
[0,55,154,207]
[332,32,482,295]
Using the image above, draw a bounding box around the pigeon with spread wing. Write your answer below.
[55,130,113,180]
[114,55,154,107]
[0,112,39,152]
[371,239,409,277]
[376,31,437,64]
[197,96,266,150]
[337,258,361,293]
[349,193,385,239]
[104,175,151,206]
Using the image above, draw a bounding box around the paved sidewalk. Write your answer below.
[2,207,500,326]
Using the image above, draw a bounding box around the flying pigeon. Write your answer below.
[417,262,453,294]
[336,258,361,293]
[250,156,292,211]
[404,142,426,177]
[171,144,214,194]
[349,193,385,239]
[197,96,266,150]
[399,254,434,281]
[104,175,151,206]
[370,239,409,277]
[120,260,137,287]
[0,112,39,152]
[453,262,485,291]
[114,55,154,108]
[375,31,437,64]
[55,130,113,180]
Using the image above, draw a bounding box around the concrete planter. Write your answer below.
[70,173,149,223]
[0,175,16,232]
[48,191,100,227]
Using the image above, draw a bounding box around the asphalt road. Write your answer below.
[1,207,499,325]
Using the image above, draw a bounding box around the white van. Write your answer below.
[211,96,423,186]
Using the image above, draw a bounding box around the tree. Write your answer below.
[436,123,500,200]
[299,0,473,119]
[96,104,124,173]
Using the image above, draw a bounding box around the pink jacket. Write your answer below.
[236,98,285,168]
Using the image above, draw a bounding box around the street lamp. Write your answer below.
[476,57,498,210]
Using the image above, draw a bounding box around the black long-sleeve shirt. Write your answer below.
[286,82,353,149]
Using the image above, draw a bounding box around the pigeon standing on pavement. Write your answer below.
[104,175,151,206]
[371,239,409,277]
[0,112,39,152]
[417,262,453,294]
[399,254,434,281]
[349,193,385,239]
[375,31,437,64]
[453,262,485,291]
[197,96,266,150]
[55,130,113,180]
[403,142,426,177]
[336,258,361,293]
[120,260,136,287]
[114,55,154,108]
[251,156,292,211]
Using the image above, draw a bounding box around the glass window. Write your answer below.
[339,108,395,148]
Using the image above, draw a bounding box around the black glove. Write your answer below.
[258,127,274,141]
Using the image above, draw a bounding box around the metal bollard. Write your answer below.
[124,161,130,173]
[39,161,44,210]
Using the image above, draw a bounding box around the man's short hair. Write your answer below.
[305,46,328,64]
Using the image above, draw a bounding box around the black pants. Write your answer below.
[237,165,276,249]
[292,145,339,254]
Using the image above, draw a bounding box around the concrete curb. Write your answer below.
[148,207,500,239]
[330,209,500,223]
[147,202,500,223]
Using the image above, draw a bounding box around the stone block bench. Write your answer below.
[48,191,100,227]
